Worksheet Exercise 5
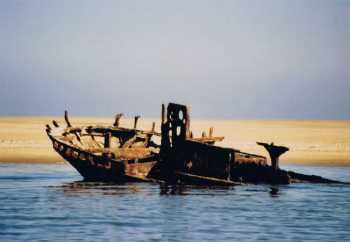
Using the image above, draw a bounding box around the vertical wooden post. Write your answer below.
[160,104,169,154]
[114,113,123,127]
[151,122,155,134]
[209,127,213,138]
[162,104,166,125]
[104,132,111,148]
[65,110,72,127]
[134,116,141,129]
[185,106,191,139]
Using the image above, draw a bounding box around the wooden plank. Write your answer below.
[85,147,158,154]
[81,133,105,137]
[190,137,225,142]
[174,172,249,186]
[122,134,138,148]
[64,127,82,133]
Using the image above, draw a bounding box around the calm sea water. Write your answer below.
[0,162,349,242]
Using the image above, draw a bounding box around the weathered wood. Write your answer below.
[162,104,166,125]
[52,120,59,127]
[63,127,82,135]
[60,136,74,142]
[134,116,141,129]
[86,147,158,154]
[74,133,81,142]
[122,134,138,148]
[81,133,105,137]
[104,132,111,148]
[86,147,158,160]
[88,126,161,136]
[62,129,81,142]
[151,122,155,134]
[135,135,151,148]
[64,110,72,127]
[48,102,347,185]
[209,127,213,138]
[113,113,124,127]
[185,106,191,139]
[190,137,225,143]
[234,152,266,165]
[63,126,82,142]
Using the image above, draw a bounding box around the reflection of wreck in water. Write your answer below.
[51,182,145,196]
[46,103,347,185]
[51,182,234,196]
[159,183,187,195]
[52,182,281,197]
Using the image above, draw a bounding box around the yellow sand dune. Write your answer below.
[0,117,349,164]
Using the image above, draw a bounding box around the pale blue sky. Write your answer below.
[1,0,349,119]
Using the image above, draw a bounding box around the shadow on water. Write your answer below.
[49,180,286,197]
[49,180,150,196]
[50,180,232,196]
[159,183,233,195]
[269,187,279,197]
[160,183,188,195]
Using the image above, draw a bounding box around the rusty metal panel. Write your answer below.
[125,161,158,178]
[234,152,267,166]
[174,140,231,180]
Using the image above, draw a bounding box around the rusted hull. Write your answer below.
[172,140,267,181]
[46,104,347,185]
[50,135,158,182]
[157,103,285,184]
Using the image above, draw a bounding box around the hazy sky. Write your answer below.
[1,0,349,119]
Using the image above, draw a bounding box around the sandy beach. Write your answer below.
[0,116,349,165]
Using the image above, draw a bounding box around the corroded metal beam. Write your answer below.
[257,142,289,171]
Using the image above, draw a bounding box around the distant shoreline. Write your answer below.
[1,117,349,165]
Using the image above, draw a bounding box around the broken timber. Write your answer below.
[46,103,348,185]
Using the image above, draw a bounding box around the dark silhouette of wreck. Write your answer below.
[46,103,345,185]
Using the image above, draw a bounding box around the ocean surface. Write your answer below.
[0,162,349,242]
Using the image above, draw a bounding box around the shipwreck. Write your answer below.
[46,103,345,185]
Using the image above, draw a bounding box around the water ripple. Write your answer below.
[0,162,349,242]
